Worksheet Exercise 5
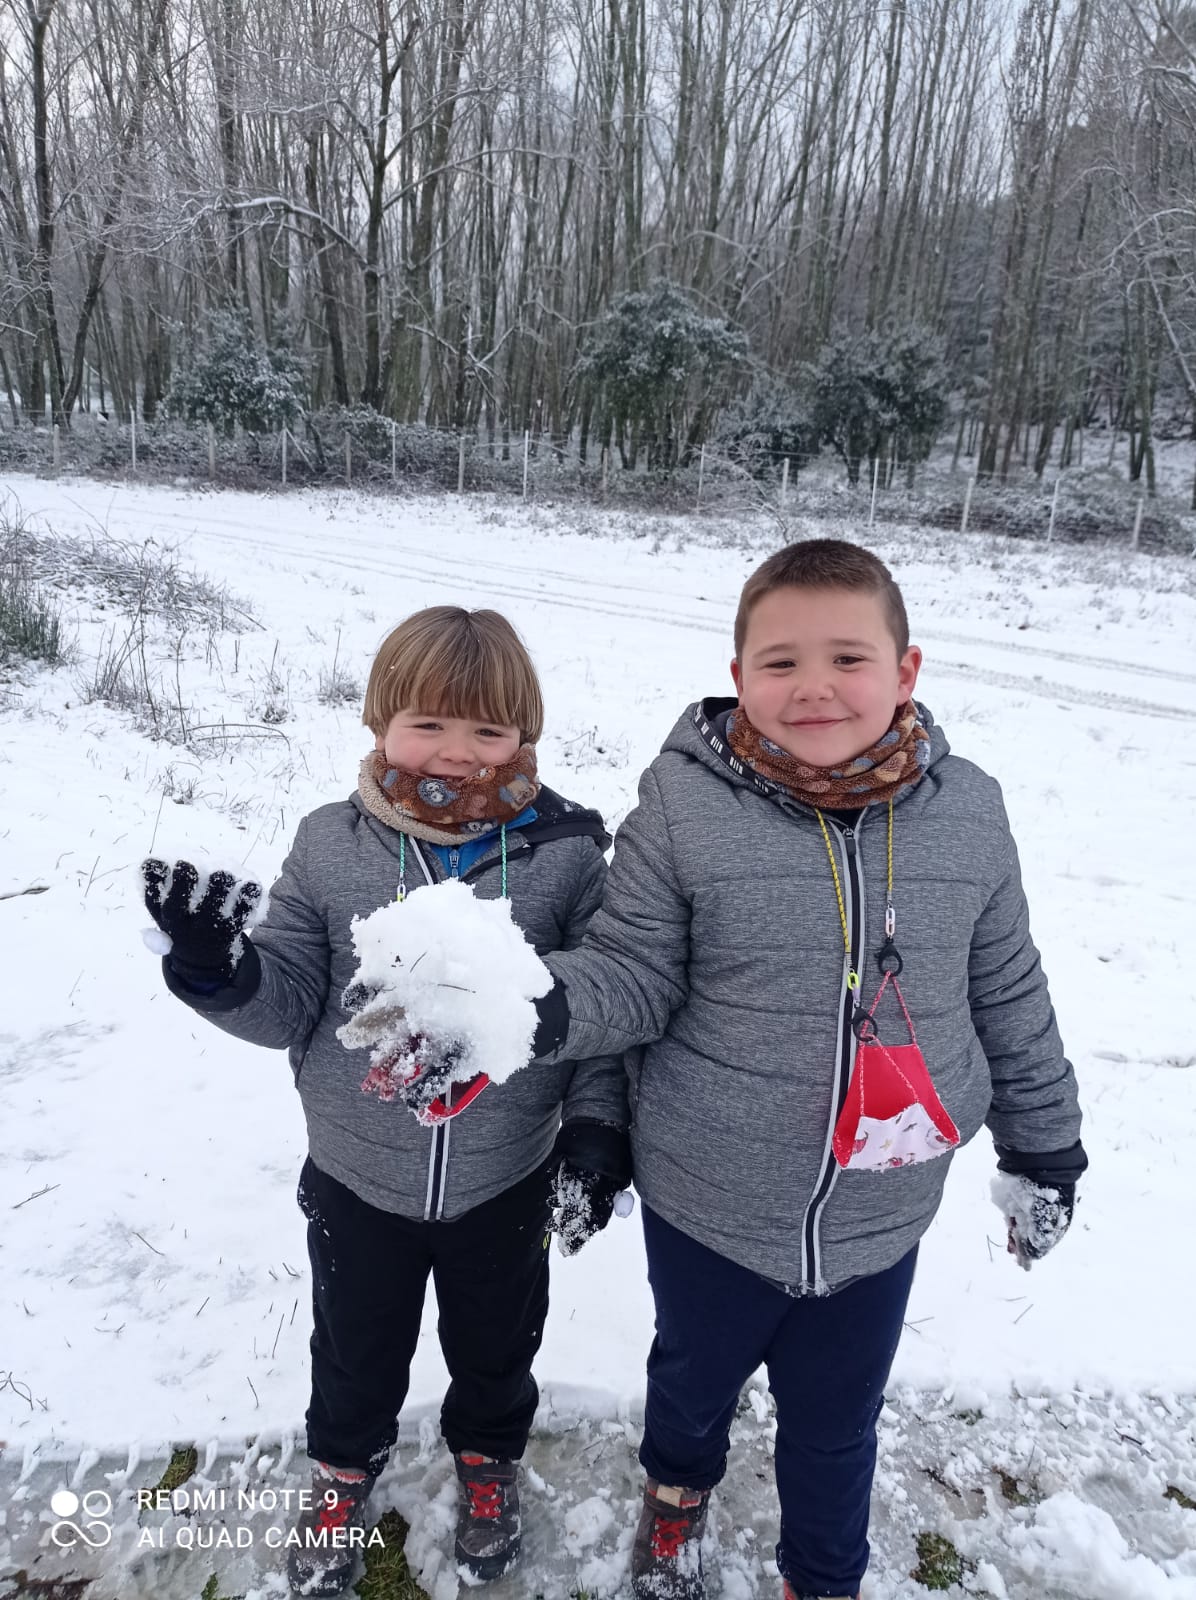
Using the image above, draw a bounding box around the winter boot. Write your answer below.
[286,1461,376,1596]
[630,1478,711,1599]
[453,1451,521,1580]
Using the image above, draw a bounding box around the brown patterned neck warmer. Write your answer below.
[725,700,931,807]
[357,746,540,846]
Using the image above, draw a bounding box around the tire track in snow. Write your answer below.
[187,525,1196,724]
[49,491,1196,689]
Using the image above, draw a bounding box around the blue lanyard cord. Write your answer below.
[397,825,509,900]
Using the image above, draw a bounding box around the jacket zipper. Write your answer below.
[405,837,450,1222]
[799,809,867,1293]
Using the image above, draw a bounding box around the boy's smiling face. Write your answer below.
[376,711,522,778]
[731,585,921,768]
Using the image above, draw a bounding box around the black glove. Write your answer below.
[532,980,569,1059]
[553,1163,621,1256]
[142,858,262,985]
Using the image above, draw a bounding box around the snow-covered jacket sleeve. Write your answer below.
[163,816,331,1052]
[544,766,691,1062]
[969,812,1082,1154]
[556,839,630,1134]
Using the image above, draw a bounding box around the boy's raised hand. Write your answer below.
[141,858,263,984]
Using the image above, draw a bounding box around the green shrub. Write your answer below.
[0,564,64,666]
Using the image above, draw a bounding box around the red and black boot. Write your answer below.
[630,1478,711,1599]
[286,1461,377,1596]
[453,1451,522,1581]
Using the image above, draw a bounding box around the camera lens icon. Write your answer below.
[50,1488,113,1548]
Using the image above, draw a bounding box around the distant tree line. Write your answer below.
[2,0,1196,494]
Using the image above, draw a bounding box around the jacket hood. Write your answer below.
[521,784,611,851]
[662,696,951,810]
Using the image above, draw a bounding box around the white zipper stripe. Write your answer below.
[406,837,442,1221]
[799,808,867,1292]
[423,1132,438,1220]
[437,1120,451,1220]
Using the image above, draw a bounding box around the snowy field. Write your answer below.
[1,474,1195,1598]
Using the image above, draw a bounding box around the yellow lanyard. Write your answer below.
[814,799,895,991]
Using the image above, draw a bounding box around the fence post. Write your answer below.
[868,455,880,527]
[458,432,466,494]
[281,425,288,486]
[391,418,396,482]
[780,456,790,509]
[1132,497,1144,550]
[130,407,138,471]
[961,476,975,535]
[52,422,61,472]
[601,446,609,497]
[522,429,530,499]
[1047,475,1061,543]
[697,444,706,507]
[344,433,352,484]
[207,422,216,479]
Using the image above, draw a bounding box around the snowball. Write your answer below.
[142,927,173,955]
[337,879,553,1090]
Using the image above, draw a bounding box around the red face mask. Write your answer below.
[832,968,960,1172]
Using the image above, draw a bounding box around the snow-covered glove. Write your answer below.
[992,1173,1076,1270]
[553,1165,622,1256]
[342,978,484,1124]
[992,1139,1087,1270]
[551,1120,633,1257]
[142,858,262,985]
[340,979,407,1042]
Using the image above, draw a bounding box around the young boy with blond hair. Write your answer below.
[530,539,1087,1600]
[141,606,629,1596]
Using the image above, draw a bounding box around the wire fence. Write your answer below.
[0,413,1190,555]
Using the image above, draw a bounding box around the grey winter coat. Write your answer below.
[165,786,628,1221]
[542,699,1082,1292]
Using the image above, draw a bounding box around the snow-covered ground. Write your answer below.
[1,475,1194,1598]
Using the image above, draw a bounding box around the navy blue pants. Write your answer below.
[639,1206,916,1598]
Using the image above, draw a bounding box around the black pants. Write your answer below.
[298,1156,552,1476]
[640,1205,917,1598]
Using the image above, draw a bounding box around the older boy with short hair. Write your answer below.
[532,540,1087,1600]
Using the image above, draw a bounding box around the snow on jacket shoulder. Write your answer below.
[164,784,627,1221]
[545,698,1082,1292]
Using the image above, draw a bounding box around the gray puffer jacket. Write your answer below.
[165,785,628,1220]
[543,699,1082,1292]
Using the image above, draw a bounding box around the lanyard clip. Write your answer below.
[885,903,896,939]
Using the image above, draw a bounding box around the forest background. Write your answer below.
[4,0,1196,516]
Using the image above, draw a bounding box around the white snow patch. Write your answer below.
[1005,1492,1196,1598]
[563,1494,615,1552]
